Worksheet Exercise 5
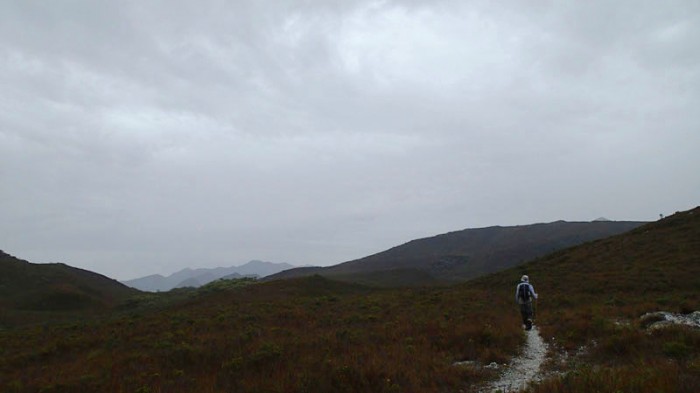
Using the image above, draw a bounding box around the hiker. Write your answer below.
[515,275,538,330]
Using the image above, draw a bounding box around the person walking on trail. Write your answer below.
[515,275,538,330]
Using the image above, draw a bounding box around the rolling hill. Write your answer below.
[468,206,700,392]
[0,250,136,324]
[268,220,646,285]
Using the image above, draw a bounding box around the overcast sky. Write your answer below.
[1,1,698,280]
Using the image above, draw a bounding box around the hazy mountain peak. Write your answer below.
[123,260,296,292]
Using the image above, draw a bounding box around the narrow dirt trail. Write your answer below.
[482,326,548,392]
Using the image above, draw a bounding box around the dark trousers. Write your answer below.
[519,302,533,325]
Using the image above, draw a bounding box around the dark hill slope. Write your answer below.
[0,250,137,313]
[472,207,700,349]
[270,220,646,285]
[467,207,700,392]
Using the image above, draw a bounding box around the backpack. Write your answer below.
[517,283,530,302]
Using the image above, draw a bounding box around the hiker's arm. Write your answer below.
[530,285,538,299]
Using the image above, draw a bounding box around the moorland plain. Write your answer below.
[1,208,698,392]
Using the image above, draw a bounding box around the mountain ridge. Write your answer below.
[123,260,295,291]
[268,220,647,285]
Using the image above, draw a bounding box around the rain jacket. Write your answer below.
[515,282,538,305]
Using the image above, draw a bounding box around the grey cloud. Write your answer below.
[1,0,698,279]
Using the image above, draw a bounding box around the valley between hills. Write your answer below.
[1,208,698,392]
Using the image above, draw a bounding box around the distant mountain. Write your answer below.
[234,260,297,277]
[219,272,245,281]
[0,250,136,313]
[268,220,646,286]
[123,260,295,291]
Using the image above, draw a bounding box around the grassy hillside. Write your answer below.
[0,275,525,392]
[0,250,137,326]
[0,208,697,392]
[470,207,700,392]
[270,220,645,286]
[475,207,699,346]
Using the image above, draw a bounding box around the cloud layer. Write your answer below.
[2,1,698,279]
